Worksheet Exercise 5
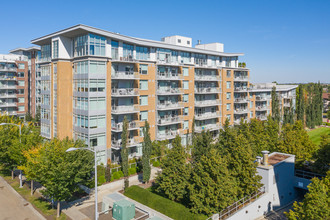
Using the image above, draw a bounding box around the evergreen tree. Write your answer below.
[296,85,305,124]
[192,131,213,163]
[155,136,190,203]
[313,134,330,175]
[142,121,152,183]
[188,148,237,215]
[264,116,280,152]
[271,86,280,122]
[191,116,196,146]
[121,117,129,189]
[286,171,330,220]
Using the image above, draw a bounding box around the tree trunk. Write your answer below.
[11,169,14,180]
[57,201,60,218]
[30,180,34,195]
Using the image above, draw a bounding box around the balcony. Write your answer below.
[111,71,139,80]
[111,120,140,132]
[234,97,248,103]
[195,123,221,132]
[234,118,249,125]
[256,115,267,121]
[0,67,17,72]
[157,130,182,140]
[157,101,183,110]
[0,102,17,108]
[194,87,220,94]
[111,105,139,114]
[234,108,248,114]
[195,112,221,120]
[195,75,220,81]
[255,106,268,111]
[111,137,140,149]
[282,95,293,100]
[195,99,221,107]
[234,76,249,81]
[0,93,17,98]
[157,116,182,125]
[0,85,17,90]
[157,72,183,80]
[195,60,208,67]
[0,76,17,81]
[157,88,183,95]
[255,96,268,101]
[283,103,291,107]
[234,87,248,92]
[111,88,139,97]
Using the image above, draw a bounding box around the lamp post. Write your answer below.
[0,123,22,188]
[66,147,98,220]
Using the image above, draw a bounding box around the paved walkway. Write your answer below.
[0,176,46,220]
[62,167,165,220]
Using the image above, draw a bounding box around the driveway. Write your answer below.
[0,176,45,220]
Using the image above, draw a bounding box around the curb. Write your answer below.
[0,176,46,220]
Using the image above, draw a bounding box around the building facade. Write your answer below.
[31,25,295,164]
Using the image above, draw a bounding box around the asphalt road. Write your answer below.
[0,176,45,220]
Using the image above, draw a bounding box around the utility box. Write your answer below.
[112,199,135,220]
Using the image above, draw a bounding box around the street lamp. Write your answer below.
[0,123,23,188]
[66,147,99,220]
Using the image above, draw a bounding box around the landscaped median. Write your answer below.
[124,185,207,220]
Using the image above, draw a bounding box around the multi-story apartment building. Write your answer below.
[31,24,251,164]
[0,53,30,118]
[249,83,297,120]
[10,47,41,118]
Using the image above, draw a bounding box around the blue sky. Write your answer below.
[1,0,329,83]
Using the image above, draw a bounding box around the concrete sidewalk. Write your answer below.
[0,176,46,220]
[62,167,163,220]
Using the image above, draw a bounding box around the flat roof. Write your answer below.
[268,153,290,165]
[250,83,298,92]
[9,46,40,53]
[31,24,244,57]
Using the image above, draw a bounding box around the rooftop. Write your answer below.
[268,153,290,165]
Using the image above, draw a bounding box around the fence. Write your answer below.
[295,169,325,180]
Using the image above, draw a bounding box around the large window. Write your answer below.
[74,34,106,57]
[139,64,148,74]
[182,67,189,76]
[183,94,189,102]
[194,53,207,66]
[18,63,25,69]
[183,81,189,90]
[89,97,106,110]
[180,52,191,64]
[90,79,105,92]
[18,80,25,86]
[136,46,149,60]
[111,40,119,60]
[140,111,148,121]
[123,43,134,59]
[74,97,88,110]
[52,40,59,59]
[40,44,51,62]
[157,48,178,63]
[90,133,106,147]
[40,65,51,77]
[74,61,106,75]
[140,95,148,106]
[140,80,148,90]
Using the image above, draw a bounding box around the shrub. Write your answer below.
[98,175,106,186]
[118,171,124,178]
[129,167,137,175]
[111,171,121,181]
[153,160,160,167]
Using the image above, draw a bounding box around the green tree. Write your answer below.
[142,121,152,183]
[192,131,213,163]
[312,134,330,175]
[327,110,330,120]
[24,138,93,217]
[155,136,190,203]
[151,140,169,157]
[296,85,305,124]
[121,117,129,189]
[188,148,237,215]
[271,86,280,122]
[264,116,280,152]
[286,171,330,220]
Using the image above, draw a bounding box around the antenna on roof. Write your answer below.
[197,40,201,45]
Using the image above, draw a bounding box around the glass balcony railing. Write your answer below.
[111,120,140,132]
[111,105,139,114]
[157,72,183,80]
[111,71,139,79]
[195,123,221,132]
[194,87,220,93]
[195,99,220,107]
[234,87,248,92]
[234,97,248,103]
[255,106,268,111]
[157,101,183,110]
[234,108,248,114]
[255,96,268,101]
[111,88,139,96]
[0,85,17,90]
[157,88,183,95]
[0,102,17,107]
[157,129,182,140]
[0,67,17,72]
[195,75,221,81]
[111,137,140,149]
[195,111,221,120]
[234,76,249,81]
[157,116,183,125]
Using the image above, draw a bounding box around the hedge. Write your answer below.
[124,186,206,220]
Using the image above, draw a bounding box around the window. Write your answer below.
[250,93,253,99]
[227,70,231,78]
[183,81,189,90]
[18,89,24,94]
[123,43,134,59]
[226,92,231,100]
[89,97,105,110]
[89,115,106,129]
[139,64,148,74]
[178,39,181,43]
[226,103,231,111]
[40,44,51,61]
[140,95,148,106]
[18,63,25,69]
[74,97,88,110]
[250,112,253,118]
[140,127,144,137]
[18,97,25,103]
[184,120,189,129]
[18,106,25,112]
[184,107,189,116]
[89,61,106,75]
[183,94,189,102]
[89,79,105,92]
[250,101,253,108]
[89,133,106,147]
[52,40,59,58]
[226,114,231,121]
[140,111,148,121]
[140,80,148,90]
[136,46,150,60]
[18,80,25,86]
[187,41,190,45]
[74,35,88,57]
[89,34,106,56]
[111,40,119,59]
[226,81,231,89]
[182,67,189,76]
[74,80,88,92]
[18,72,24,78]
[180,52,191,64]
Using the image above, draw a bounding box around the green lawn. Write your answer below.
[308,127,330,146]
[124,185,207,220]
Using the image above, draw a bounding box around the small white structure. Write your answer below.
[161,35,192,47]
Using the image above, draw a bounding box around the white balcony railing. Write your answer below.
[255,106,268,111]
[111,120,140,132]
[111,137,139,149]
[0,94,17,98]
[234,97,248,103]
[234,76,249,81]
[195,99,220,106]
[0,102,17,107]
[195,112,221,120]
[0,67,17,72]
[0,76,17,80]
[234,87,248,92]
[157,130,182,140]
[157,101,183,109]
[194,87,220,93]
[157,72,183,80]
[234,108,248,114]
[157,116,182,125]
[0,85,17,90]
[195,75,220,81]
[157,88,183,95]
[255,96,268,101]
[111,71,139,79]
[195,123,221,132]
[111,88,139,96]
[111,105,139,114]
